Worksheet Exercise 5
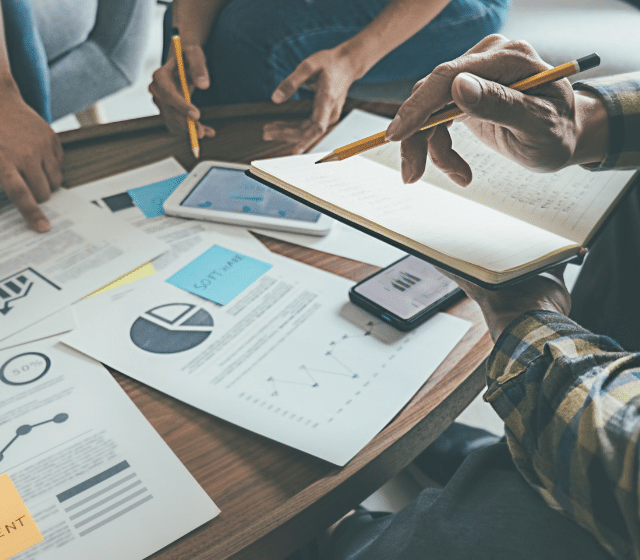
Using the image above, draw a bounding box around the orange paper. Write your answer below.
[0,474,43,559]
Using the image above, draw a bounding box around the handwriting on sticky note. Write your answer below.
[166,245,272,305]
[0,474,44,560]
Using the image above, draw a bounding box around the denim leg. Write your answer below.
[189,0,509,106]
[1,0,51,122]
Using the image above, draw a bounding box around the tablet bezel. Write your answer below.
[163,161,332,236]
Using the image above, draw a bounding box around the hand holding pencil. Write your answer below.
[318,35,604,185]
[149,27,215,155]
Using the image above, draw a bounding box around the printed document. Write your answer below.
[0,339,219,560]
[62,249,470,465]
[0,189,168,342]
[69,158,270,270]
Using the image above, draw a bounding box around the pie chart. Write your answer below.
[130,303,214,354]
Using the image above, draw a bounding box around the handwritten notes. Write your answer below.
[166,245,272,305]
[0,474,43,560]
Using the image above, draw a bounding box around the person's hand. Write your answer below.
[440,266,571,342]
[0,89,63,232]
[385,34,608,184]
[149,44,215,139]
[265,47,362,153]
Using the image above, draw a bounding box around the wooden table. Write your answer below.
[59,101,492,560]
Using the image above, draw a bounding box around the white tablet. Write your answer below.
[163,161,332,236]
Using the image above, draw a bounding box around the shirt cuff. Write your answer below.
[573,73,640,171]
[486,310,586,394]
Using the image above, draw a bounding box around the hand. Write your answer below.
[149,44,215,139]
[265,47,361,153]
[385,35,607,184]
[440,266,571,342]
[0,88,63,232]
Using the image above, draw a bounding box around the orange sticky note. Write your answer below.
[0,474,43,559]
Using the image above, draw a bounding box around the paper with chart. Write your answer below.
[0,189,168,343]
[0,339,219,560]
[70,158,271,271]
[62,250,470,465]
[252,110,407,267]
[0,308,75,351]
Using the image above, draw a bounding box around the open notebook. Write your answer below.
[249,124,638,288]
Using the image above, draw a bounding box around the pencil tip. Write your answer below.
[193,147,200,159]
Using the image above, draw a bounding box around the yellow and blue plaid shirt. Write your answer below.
[486,73,640,560]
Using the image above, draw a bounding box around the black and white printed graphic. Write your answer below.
[0,268,60,317]
[130,303,214,354]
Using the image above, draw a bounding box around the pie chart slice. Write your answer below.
[130,303,214,354]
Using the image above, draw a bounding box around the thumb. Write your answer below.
[184,47,210,90]
[452,73,531,130]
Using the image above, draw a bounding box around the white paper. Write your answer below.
[62,249,470,466]
[252,110,406,267]
[0,189,168,342]
[0,339,218,560]
[70,158,271,268]
[0,308,75,351]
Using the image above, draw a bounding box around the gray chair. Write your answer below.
[31,0,152,122]
[348,0,640,104]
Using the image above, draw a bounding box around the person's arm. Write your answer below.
[385,34,617,184]
[265,0,452,154]
[487,312,640,560]
[149,0,231,137]
[572,73,640,171]
[445,269,640,559]
[0,4,62,232]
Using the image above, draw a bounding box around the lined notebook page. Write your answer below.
[254,154,576,273]
[362,125,636,245]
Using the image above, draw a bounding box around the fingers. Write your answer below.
[183,45,210,90]
[386,37,548,142]
[427,125,472,185]
[1,167,50,232]
[272,59,319,104]
[150,61,201,135]
[450,73,539,134]
[400,129,431,183]
[262,120,325,154]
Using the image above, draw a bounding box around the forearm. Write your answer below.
[172,0,231,47]
[0,5,19,93]
[573,72,640,170]
[339,0,452,79]
[486,311,640,559]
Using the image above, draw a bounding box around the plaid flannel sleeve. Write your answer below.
[573,72,640,170]
[485,310,640,560]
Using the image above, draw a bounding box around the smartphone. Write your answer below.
[349,255,464,331]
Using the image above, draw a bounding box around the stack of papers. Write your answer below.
[1,113,472,558]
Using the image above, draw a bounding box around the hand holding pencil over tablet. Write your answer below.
[316,38,601,185]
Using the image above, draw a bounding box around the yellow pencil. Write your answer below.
[172,27,200,159]
[316,53,600,164]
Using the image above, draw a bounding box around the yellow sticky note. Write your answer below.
[0,474,43,559]
[85,262,156,298]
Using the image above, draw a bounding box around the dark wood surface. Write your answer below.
[59,101,492,560]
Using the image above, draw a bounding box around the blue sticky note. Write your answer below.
[166,245,272,305]
[127,173,188,218]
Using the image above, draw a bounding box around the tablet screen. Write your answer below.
[180,167,321,223]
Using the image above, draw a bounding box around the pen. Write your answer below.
[172,27,200,159]
[316,53,600,164]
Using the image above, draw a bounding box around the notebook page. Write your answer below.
[362,125,636,244]
[254,154,576,273]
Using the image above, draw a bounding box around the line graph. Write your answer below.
[268,321,379,396]
[0,413,69,462]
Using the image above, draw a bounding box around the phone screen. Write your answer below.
[353,256,459,320]
[180,166,321,223]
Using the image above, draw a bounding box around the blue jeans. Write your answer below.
[163,0,510,106]
[1,0,51,122]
